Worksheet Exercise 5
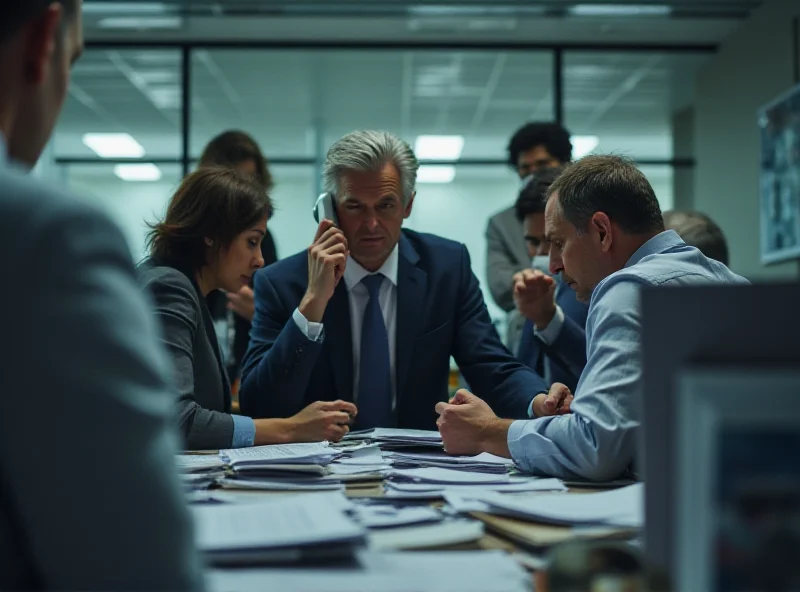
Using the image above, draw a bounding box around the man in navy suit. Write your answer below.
[512,169,588,392]
[240,130,559,431]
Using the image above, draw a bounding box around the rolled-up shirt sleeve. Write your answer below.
[507,279,642,482]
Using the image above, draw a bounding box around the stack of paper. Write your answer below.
[206,550,533,592]
[191,492,365,566]
[219,443,344,491]
[343,428,443,450]
[385,450,513,474]
[176,454,227,490]
[384,467,566,498]
[478,483,644,528]
[221,442,340,469]
[327,444,392,480]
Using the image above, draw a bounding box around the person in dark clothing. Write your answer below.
[199,131,279,383]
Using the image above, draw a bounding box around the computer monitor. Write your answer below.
[640,283,800,586]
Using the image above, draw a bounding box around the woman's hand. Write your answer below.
[286,400,358,443]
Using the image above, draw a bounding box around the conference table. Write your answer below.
[197,462,638,592]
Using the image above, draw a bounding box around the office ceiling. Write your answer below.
[55,1,761,172]
[81,0,762,44]
[54,47,709,164]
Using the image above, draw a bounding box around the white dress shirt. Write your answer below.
[292,245,399,408]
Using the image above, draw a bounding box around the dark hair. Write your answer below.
[663,210,729,265]
[547,155,665,235]
[0,0,78,43]
[199,130,274,192]
[507,122,573,169]
[514,167,564,221]
[146,167,272,273]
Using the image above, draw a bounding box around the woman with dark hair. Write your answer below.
[199,130,278,383]
[140,167,356,450]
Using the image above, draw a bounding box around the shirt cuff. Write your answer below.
[534,304,565,345]
[231,414,256,448]
[292,307,324,342]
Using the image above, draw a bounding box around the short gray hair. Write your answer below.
[323,130,419,206]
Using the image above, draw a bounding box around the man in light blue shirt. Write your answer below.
[436,155,748,482]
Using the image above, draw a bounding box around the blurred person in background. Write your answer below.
[513,168,588,392]
[663,209,730,266]
[140,167,357,450]
[199,130,278,385]
[0,0,202,588]
[486,122,573,352]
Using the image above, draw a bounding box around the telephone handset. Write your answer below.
[312,192,339,226]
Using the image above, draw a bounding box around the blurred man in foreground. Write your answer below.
[0,1,202,588]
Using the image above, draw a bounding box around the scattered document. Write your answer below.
[191,492,364,565]
[175,454,226,472]
[221,442,340,467]
[218,478,345,492]
[389,467,512,484]
[206,550,532,592]
[345,428,442,442]
[343,429,443,449]
[386,450,513,474]
[366,520,486,551]
[482,483,644,527]
[350,505,443,529]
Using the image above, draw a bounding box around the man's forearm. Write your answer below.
[480,418,514,458]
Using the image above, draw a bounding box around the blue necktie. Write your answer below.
[357,274,392,429]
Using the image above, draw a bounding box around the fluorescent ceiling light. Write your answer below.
[415,135,465,160]
[572,135,600,159]
[417,165,456,184]
[98,17,183,29]
[569,4,670,17]
[83,133,145,158]
[83,2,168,14]
[114,164,162,182]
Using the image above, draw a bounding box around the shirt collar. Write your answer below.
[624,230,685,269]
[344,243,400,291]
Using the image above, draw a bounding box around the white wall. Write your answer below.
[694,0,800,279]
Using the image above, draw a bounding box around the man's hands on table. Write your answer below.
[435,384,575,458]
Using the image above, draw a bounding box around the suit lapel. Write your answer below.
[395,235,427,404]
[324,281,354,402]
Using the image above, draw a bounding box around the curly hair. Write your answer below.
[507,122,573,169]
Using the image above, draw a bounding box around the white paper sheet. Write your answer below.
[221,442,339,466]
[483,483,644,527]
[192,492,364,553]
[351,505,443,528]
[389,467,511,484]
[206,550,532,592]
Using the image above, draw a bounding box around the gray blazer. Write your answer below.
[485,205,530,350]
[485,205,530,312]
[0,152,202,590]
[139,263,236,450]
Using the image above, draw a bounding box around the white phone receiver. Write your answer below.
[313,192,338,225]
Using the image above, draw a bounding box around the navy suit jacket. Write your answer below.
[517,281,588,392]
[240,230,548,429]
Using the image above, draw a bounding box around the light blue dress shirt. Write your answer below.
[231,414,256,448]
[507,231,749,481]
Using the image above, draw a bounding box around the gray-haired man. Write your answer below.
[240,130,555,431]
